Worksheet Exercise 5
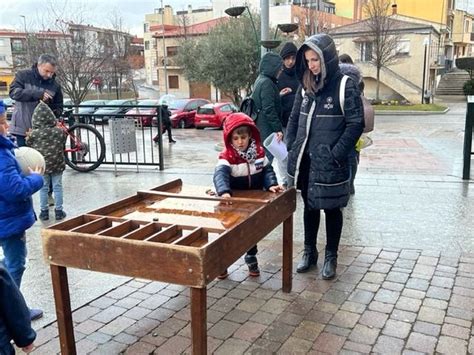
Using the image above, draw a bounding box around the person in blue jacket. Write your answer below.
[0,100,45,320]
[0,266,36,354]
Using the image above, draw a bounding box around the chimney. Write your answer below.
[391,3,397,15]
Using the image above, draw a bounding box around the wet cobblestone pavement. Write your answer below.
[15,99,474,353]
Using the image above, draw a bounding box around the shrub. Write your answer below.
[463,79,474,95]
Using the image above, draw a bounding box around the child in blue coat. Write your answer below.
[0,100,44,320]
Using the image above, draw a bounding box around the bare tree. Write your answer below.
[363,0,402,100]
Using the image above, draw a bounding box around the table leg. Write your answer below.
[282,214,293,293]
[50,265,76,355]
[190,287,207,355]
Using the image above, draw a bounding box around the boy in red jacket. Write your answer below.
[213,113,283,278]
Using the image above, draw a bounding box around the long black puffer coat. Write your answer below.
[286,34,364,210]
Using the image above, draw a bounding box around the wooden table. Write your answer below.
[42,179,296,354]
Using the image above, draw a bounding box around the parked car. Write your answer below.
[125,99,159,127]
[93,99,137,123]
[194,102,238,129]
[164,98,211,129]
[1,97,15,120]
[77,100,109,123]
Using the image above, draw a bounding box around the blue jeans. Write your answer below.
[40,173,63,211]
[0,233,27,288]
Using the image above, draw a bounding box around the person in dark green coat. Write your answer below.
[251,52,283,162]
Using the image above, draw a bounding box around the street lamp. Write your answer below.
[161,0,168,95]
[112,54,119,99]
[421,37,429,104]
[20,15,30,64]
[224,5,281,54]
[273,23,299,40]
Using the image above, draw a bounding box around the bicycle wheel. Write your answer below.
[64,123,106,172]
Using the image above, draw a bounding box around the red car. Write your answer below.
[167,98,210,128]
[125,99,159,127]
[194,102,238,129]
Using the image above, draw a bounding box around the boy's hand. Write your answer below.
[221,193,231,199]
[275,131,283,142]
[280,87,292,96]
[269,185,284,193]
[22,343,35,353]
[25,128,32,138]
[28,166,45,175]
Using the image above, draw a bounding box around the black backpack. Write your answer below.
[239,97,260,121]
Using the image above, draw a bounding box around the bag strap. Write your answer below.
[339,75,349,116]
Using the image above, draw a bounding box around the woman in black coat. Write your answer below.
[286,34,364,279]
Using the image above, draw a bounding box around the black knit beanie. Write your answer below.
[279,42,297,59]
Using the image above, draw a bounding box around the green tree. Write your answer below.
[177,14,261,104]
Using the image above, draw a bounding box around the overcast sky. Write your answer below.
[1,0,212,37]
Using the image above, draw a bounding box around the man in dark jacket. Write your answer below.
[0,266,36,354]
[251,52,283,162]
[9,54,63,147]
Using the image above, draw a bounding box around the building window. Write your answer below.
[144,23,149,33]
[396,39,410,56]
[166,46,179,57]
[168,75,179,89]
[11,39,23,51]
[0,39,4,46]
[360,42,373,62]
[144,40,150,50]
[0,55,6,61]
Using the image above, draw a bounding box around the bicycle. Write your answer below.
[58,115,106,172]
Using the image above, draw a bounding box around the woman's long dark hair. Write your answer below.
[302,48,318,94]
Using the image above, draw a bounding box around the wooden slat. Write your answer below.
[42,231,205,287]
[87,194,144,216]
[172,227,208,247]
[145,224,182,243]
[99,220,141,237]
[46,214,99,231]
[69,217,110,234]
[282,215,293,293]
[121,222,162,240]
[191,287,207,355]
[138,190,269,204]
[50,265,76,355]
[150,178,182,192]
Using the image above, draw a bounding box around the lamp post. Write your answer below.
[273,23,299,39]
[421,37,429,104]
[20,15,30,64]
[161,0,168,95]
[112,54,119,99]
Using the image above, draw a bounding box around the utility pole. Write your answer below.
[20,15,30,65]
[161,0,168,94]
[260,0,269,57]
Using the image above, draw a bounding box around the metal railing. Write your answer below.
[63,104,165,170]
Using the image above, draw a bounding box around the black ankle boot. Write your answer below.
[322,251,337,280]
[296,247,318,273]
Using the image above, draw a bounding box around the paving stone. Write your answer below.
[369,262,392,273]
[332,281,357,292]
[348,324,380,345]
[89,297,116,310]
[114,297,142,310]
[89,340,128,354]
[405,332,437,353]
[276,312,304,326]
[413,321,441,337]
[86,331,112,345]
[329,310,361,329]
[426,286,451,300]
[291,320,325,341]
[356,254,378,263]
[469,336,474,354]
[235,297,266,313]
[246,338,281,354]
[374,289,400,304]
[279,336,313,354]
[323,325,351,337]
[113,333,138,345]
[140,281,167,294]
[210,297,240,313]
[313,301,340,314]
[405,278,430,291]
[147,308,174,322]
[304,310,333,324]
[285,298,315,315]
[153,317,187,338]
[390,309,417,323]
[373,335,404,354]
[348,289,374,305]
[436,335,468,354]
[395,296,422,312]
[100,316,136,336]
[207,319,241,340]
[139,333,167,347]
[250,288,276,300]
[34,326,59,347]
[398,250,420,260]
[362,272,386,284]
[394,258,416,270]
[249,311,278,326]
[446,306,473,321]
[455,277,474,289]
[417,256,438,266]
[357,281,380,292]
[417,306,445,324]
[412,264,435,277]
[422,298,448,310]
[259,298,290,315]
[312,332,346,353]
[441,324,471,340]
[401,288,426,300]
[91,305,127,324]
[368,301,394,314]
[358,310,389,329]
[75,319,104,335]
[233,322,267,342]
[322,289,350,305]
[340,301,366,314]
[73,306,102,323]
[226,288,252,300]
[362,247,381,255]
[382,281,404,292]
[124,317,158,337]
[453,286,474,298]
[342,340,372,353]
[155,335,191,355]
[261,321,295,343]
[338,272,365,284]
[382,319,412,339]
[449,294,472,310]
[224,309,253,324]
[444,316,471,328]
[139,294,170,310]
[379,251,399,261]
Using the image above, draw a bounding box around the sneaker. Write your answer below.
[169,139,176,144]
[217,270,228,280]
[55,209,67,220]
[39,209,49,221]
[29,308,43,321]
[244,255,260,277]
[153,135,159,143]
[48,193,55,206]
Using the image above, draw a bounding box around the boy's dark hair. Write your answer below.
[232,125,252,136]
[339,53,354,64]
